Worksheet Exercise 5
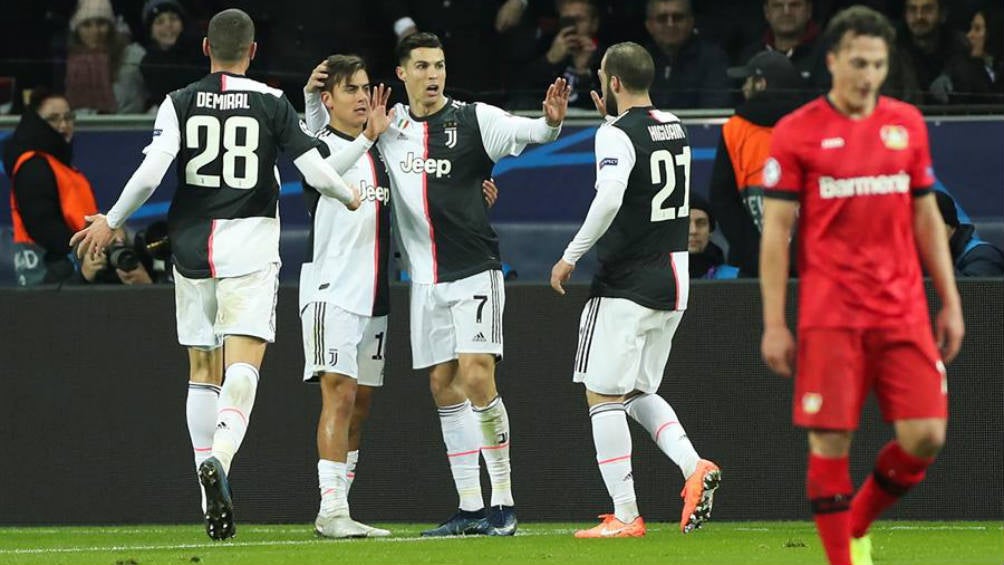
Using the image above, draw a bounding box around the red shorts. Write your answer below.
[793,324,948,430]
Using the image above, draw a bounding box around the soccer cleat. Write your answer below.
[851,534,874,565]
[483,505,518,536]
[574,514,646,538]
[680,459,722,534]
[315,514,388,539]
[198,456,236,541]
[420,509,488,537]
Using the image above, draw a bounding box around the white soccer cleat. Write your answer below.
[315,514,387,539]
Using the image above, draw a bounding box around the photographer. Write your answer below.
[78,221,172,284]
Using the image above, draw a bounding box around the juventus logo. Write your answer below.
[444,124,457,149]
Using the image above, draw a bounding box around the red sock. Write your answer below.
[851,441,933,538]
[807,454,853,565]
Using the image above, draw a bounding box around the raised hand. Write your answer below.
[543,77,571,127]
[364,83,395,141]
[305,60,328,94]
[589,89,607,119]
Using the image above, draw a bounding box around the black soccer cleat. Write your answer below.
[420,508,488,537]
[483,505,518,536]
[198,456,236,541]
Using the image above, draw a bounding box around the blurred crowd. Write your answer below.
[0,0,1002,115]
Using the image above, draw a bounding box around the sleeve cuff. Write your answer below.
[763,188,800,201]
[912,186,934,197]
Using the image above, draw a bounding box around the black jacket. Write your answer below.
[708,91,804,276]
[2,109,78,280]
[689,241,726,279]
[648,35,732,110]
[950,224,1004,277]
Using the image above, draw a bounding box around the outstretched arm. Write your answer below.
[294,148,361,210]
[476,78,571,162]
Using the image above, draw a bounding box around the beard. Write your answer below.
[604,76,618,116]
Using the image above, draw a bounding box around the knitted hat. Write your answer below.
[143,0,186,29]
[690,195,716,231]
[70,0,115,32]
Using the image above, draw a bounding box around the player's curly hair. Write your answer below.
[323,54,367,93]
[824,5,896,53]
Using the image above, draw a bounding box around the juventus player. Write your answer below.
[550,42,721,539]
[71,9,360,541]
[305,32,569,536]
[298,54,394,539]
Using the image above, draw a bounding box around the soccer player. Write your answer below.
[70,9,360,541]
[759,7,964,565]
[298,54,394,539]
[550,41,721,539]
[305,32,569,537]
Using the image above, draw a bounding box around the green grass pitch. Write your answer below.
[1,521,1000,565]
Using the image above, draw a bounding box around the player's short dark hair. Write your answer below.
[824,5,896,53]
[603,42,654,93]
[396,32,443,65]
[206,9,255,64]
[323,54,368,92]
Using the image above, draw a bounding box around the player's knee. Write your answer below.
[222,363,259,405]
[901,427,946,458]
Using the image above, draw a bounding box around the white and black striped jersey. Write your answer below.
[377,99,559,283]
[145,72,320,278]
[591,107,692,311]
[302,126,391,317]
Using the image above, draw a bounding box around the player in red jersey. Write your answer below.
[759,7,964,565]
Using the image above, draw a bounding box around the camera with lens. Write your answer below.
[105,243,141,271]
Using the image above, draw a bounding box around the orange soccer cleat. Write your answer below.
[680,459,722,534]
[574,514,647,538]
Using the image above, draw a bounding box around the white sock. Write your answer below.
[211,363,259,475]
[590,402,638,523]
[318,459,349,517]
[438,401,484,512]
[346,450,359,495]
[187,382,219,512]
[473,396,514,507]
[625,393,700,479]
[187,382,220,468]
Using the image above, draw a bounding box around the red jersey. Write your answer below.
[763,96,936,330]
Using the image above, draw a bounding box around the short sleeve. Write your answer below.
[143,96,181,158]
[762,116,803,201]
[908,109,936,194]
[275,95,322,159]
[594,125,635,190]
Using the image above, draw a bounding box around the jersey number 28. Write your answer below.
[185,115,260,189]
[649,146,691,222]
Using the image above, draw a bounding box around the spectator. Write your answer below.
[518,0,602,110]
[740,0,828,89]
[688,196,738,279]
[643,0,732,109]
[936,5,1003,104]
[139,0,203,111]
[4,89,97,285]
[62,0,147,113]
[935,190,1004,277]
[384,0,512,104]
[897,0,967,101]
[710,51,804,277]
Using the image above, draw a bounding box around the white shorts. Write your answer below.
[410,269,504,369]
[573,297,684,396]
[174,263,279,348]
[301,302,387,387]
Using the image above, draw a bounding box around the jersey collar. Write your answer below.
[408,97,452,122]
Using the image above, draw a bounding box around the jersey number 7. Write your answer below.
[649,146,691,222]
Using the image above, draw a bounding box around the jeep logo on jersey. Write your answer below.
[359,180,390,204]
[400,153,452,177]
